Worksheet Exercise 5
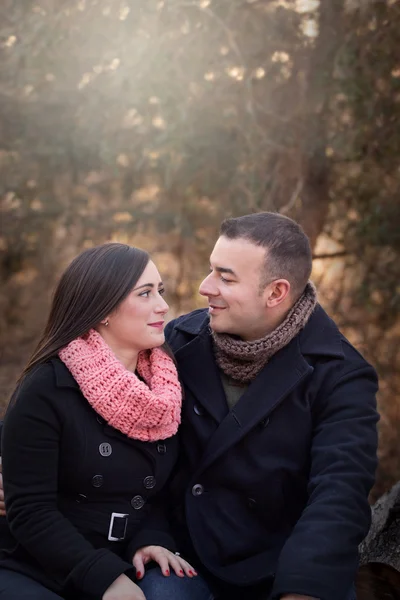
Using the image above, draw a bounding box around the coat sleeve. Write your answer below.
[164,319,177,348]
[271,360,379,600]
[2,365,135,598]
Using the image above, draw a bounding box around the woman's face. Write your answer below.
[103,260,169,353]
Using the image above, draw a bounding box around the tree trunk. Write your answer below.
[283,0,345,248]
[357,481,400,600]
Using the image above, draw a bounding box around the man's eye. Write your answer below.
[221,276,232,284]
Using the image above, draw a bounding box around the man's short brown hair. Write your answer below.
[220,212,312,299]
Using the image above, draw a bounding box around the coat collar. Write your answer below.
[175,325,314,472]
[174,329,229,424]
[51,358,80,390]
[173,304,344,471]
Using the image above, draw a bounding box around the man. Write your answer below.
[143,212,378,600]
[0,212,379,600]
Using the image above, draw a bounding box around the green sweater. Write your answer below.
[220,371,249,410]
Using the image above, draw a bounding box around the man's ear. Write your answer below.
[264,279,291,308]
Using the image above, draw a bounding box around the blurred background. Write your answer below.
[0,0,399,500]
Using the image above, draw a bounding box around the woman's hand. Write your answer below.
[102,574,146,600]
[132,546,197,580]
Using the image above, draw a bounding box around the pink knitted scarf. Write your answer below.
[59,329,182,442]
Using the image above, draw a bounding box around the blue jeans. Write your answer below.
[138,568,215,600]
[0,566,356,600]
[0,569,63,599]
[137,568,357,600]
[0,566,213,600]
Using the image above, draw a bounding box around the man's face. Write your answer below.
[199,236,271,341]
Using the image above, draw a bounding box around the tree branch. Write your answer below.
[312,251,348,260]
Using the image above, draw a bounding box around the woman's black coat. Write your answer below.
[0,358,178,599]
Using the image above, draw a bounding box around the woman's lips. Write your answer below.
[148,321,165,328]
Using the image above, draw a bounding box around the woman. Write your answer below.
[0,243,200,600]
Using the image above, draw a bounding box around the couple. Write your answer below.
[0,212,379,600]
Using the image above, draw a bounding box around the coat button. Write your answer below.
[143,476,156,489]
[99,442,112,457]
[259,417,270,429]
[96,415,104,425]
[157,443,167,454]
[131,495,145,510]
[192,484,204,496]
[193,404,205,416]
[91,474,104,488]
[76,493,87,503]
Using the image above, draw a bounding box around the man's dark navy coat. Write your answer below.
[165,304,379,600]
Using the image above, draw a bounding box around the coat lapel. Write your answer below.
[196,337,314,473]
[174,329,228,424]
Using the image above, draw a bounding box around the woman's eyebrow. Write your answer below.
[132,283,154,291]
[133,282,164,291]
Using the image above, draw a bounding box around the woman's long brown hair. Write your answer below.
[18,243,150,384]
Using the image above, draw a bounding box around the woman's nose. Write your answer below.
[156,295,169,314]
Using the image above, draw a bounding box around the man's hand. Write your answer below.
[0,460,5,516]
[102,573,145,600]
[132,545,197,580]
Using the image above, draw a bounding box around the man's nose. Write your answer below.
[199,273,218,297]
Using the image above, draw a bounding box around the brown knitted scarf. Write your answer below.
[212,281,317,384]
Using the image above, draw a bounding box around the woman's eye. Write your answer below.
[159,288,165,296]
[139,290,151,297]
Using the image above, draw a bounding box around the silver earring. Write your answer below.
[104,320,109,327]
